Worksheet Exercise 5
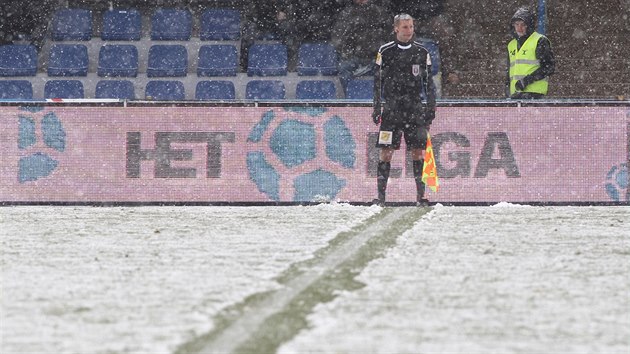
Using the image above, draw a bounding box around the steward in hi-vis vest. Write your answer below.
[506,7,555,99]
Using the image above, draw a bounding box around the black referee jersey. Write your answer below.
[374,40,436,113]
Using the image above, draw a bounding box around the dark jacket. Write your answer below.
[506,8,555,96]
[293,0,346,41]
[387,0,444,23]
[374,39,436,123]
[331,2,390,61]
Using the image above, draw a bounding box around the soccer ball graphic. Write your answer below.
[605,163,628,202]
[246,107,356,202]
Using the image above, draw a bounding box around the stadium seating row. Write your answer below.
[52,8,241,41]
[45,7,440,76]
[44,7,439,76]
[0,42,337,78]
[0,7,438,100]
[0,78,373,100]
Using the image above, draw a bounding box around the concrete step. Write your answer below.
[549,83,630,98]
[442,83,505,99]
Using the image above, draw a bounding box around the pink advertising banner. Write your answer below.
[0,105,628,203]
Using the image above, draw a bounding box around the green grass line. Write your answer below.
[175,207,430,354]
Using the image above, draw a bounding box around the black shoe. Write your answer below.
[416,198,430,207]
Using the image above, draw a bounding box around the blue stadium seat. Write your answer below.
[101,9,141,40]
[51,9,93,41]
[151,8,192,40]
[98,45,138,77]
[246,80,285,99]
[95,80,135,99]
[0,45,38,76]
[200,9,241,40]
[44,80,84,99]
[145,81,185,100]
[47,44,89,76]
[195,80,235,100]
[296,80,336,99]
[297,43,338,76]
[0,80,33,99]
[147,45,187,77]
[345,79,373,99]
[247,44,287,76]
[197,45,238,77]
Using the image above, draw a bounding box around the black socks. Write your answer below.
[376,161,391,202]
[413,159,426,201]
[377,160,426,203]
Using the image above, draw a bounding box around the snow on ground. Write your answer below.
[0,205,378,354]
[1,204,629,354]
[279,205,630,354]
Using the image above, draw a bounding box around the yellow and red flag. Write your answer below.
[422,133,439,192]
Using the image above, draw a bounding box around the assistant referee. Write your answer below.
[372,13,437,205]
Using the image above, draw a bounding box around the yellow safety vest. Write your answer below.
[508,31,549,95]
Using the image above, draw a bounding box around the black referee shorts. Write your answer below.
[376,109,429,150]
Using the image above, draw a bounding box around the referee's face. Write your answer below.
[395,19,414,43]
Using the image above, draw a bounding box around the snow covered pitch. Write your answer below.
[1,204,629,353]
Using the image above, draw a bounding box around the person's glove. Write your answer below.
[425,110,435,126]
[416,110,435,127]
[372,107,382,125]
[515,76,534,91]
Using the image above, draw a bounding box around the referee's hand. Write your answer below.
[426,110,435,125]
[372,109,381,125]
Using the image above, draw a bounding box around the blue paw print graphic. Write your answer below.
[17,107,66,183]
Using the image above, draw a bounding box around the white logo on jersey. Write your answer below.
[412,64,420,76]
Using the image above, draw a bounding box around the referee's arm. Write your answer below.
[373,53,382,110]
[424,56,436,122]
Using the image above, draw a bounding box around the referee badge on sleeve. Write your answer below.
[378,131,393,145]
[412,64,420,76]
